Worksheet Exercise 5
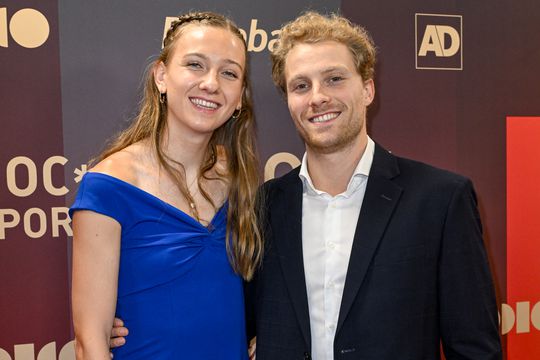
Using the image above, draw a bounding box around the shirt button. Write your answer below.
[328,281,334,288]
[327,242,336,249]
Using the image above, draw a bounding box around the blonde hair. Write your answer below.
[96,11,262,280]
[271,11,376,93]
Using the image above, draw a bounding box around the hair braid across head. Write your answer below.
[163,12,219,48]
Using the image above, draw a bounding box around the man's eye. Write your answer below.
[329,76,344,83]
[293,83,308,91]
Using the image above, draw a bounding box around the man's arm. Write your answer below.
[438,179,502,359]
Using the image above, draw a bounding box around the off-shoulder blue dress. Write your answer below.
[70,172,248,359]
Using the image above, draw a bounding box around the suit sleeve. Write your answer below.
[244,276,257,342]
[244,182,271,342]
[439,179,502,359]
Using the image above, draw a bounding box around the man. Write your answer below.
[245,11,501,360]
[111,11,502,359]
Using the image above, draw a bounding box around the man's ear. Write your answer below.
[363,79,375,106]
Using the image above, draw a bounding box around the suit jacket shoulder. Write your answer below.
[376,143,470,186]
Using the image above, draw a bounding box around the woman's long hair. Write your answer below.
[95,11,262,280]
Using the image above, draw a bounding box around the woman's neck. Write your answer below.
[160,127,212,177]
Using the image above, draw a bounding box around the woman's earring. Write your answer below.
[231,108,241,119]
[160,92,167,104]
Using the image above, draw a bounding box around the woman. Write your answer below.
[70,12,262,359]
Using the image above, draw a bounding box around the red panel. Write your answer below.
[0,0,72,355]
[506,117,540,358]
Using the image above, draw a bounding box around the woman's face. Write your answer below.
[155,24,245,140]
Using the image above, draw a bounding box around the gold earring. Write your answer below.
[231,108,241,119]
[160,92,166,104]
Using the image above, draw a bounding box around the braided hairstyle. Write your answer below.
[96,11,263,280]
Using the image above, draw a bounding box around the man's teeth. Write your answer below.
[191,98,218,109]
[311,112,339,123]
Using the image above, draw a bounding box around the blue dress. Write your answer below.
[70,172,248,359]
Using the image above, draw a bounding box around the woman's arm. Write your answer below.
[72,210,121,360]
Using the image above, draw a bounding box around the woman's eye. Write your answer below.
[186,62,202,69]
[223,70,239,79]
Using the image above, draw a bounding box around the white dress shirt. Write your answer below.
[299,137,374,360]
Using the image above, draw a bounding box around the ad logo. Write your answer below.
[415,13,462,70]
[0,7,49,48]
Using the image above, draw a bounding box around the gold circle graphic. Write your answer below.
[9,8,49,48]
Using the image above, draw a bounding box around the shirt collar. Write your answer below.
[299,136,375,197]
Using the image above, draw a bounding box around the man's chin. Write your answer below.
[306,139,345,155]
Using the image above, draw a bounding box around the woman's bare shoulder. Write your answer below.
[90,143,149,186]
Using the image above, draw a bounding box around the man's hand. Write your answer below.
[248,337,256,360]
[110,317,128,348]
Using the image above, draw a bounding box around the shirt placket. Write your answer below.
[324,196,341,360]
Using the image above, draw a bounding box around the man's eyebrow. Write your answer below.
[320,66,348,75]
[287,74,308,84]
[286,66,349,85]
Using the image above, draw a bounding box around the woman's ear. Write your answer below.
[237,87,245,110]
[154,62,167,93]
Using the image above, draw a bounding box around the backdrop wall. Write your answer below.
[1,1,539,358]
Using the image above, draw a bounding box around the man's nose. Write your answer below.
[308,83,330,107]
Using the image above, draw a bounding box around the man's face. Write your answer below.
[284,41,374,154]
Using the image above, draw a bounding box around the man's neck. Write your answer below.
[305,136,368,196]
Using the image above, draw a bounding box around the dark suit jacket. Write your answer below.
[246,144,501,360]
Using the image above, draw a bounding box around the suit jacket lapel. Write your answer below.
[336,145,403,332]
[272,169,312,348]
